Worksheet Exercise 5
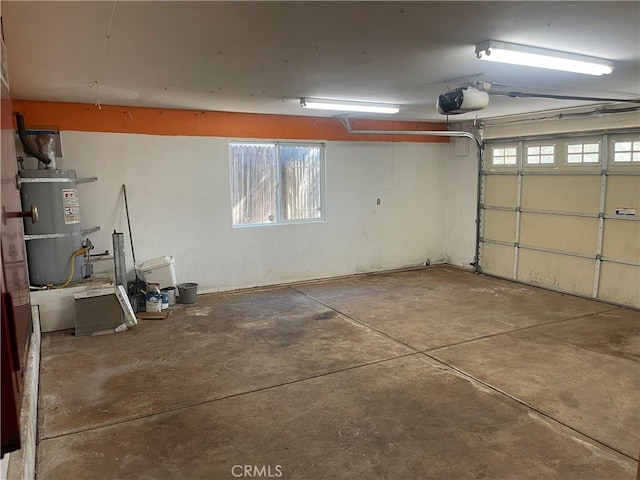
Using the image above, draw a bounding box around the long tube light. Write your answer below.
[475,40,614,76]
[300,97,399,114]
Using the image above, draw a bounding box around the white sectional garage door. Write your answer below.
[479,131,640,308]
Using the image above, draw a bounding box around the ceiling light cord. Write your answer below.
[99,1,118,69]
[90,1,118,108]
[88,80,102,110]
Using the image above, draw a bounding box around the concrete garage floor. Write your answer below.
[36,266,639,479]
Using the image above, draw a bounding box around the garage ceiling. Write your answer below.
[2,1,639,122]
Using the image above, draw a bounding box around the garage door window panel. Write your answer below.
[612,140,640,163]
[491,146,518,166]
[526,145,555,165]
[566,142,601,164]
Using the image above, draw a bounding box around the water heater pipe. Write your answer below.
[54,246,91,289]
[14,112,52,166]
[339,117,483,273]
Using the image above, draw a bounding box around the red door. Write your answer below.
[1,25,32,457]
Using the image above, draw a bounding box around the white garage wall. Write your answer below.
[57,132,459,292]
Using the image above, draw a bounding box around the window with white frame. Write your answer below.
[229,142,325,226]
[613,140,640,163]
[526,145,555,165]
[491,146,517,166]
[567,142,600,164]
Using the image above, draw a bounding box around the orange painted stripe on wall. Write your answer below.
[12,101,450,143]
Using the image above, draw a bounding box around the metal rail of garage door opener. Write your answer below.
[339,117,484,273]
[480,128,640,308]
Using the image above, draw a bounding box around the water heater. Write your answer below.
[19,170,84,285]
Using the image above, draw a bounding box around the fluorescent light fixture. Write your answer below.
[300,98,399,114]
[475,40,614,76]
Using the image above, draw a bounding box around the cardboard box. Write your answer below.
[73,286,137,336]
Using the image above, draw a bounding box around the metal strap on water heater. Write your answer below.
[18,176,98,184]
[24,226,101,241]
